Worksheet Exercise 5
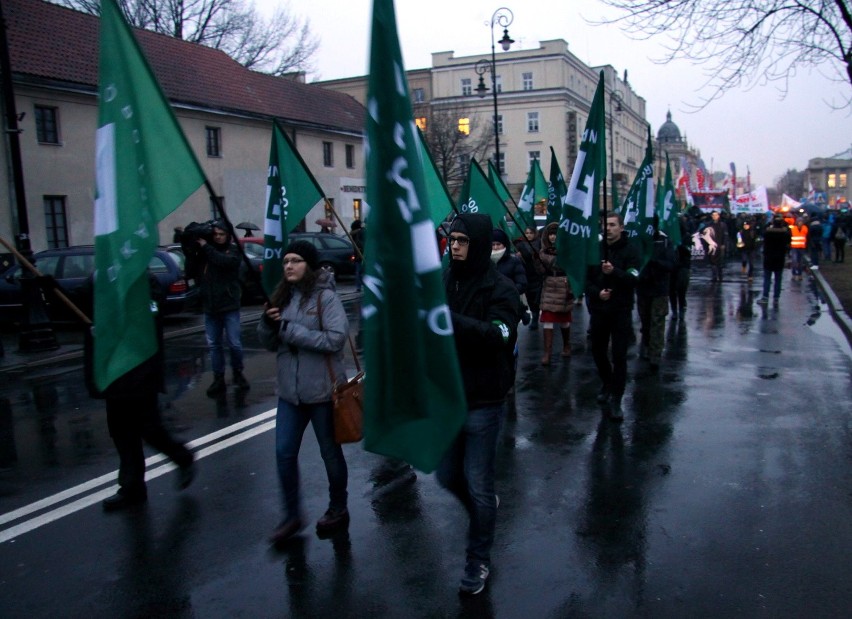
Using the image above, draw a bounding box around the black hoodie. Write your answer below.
[443,213,521,407]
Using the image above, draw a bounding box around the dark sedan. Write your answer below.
[0,246,198,325]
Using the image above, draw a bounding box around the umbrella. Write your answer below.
[235,222,260,237]
[315,218,337,231]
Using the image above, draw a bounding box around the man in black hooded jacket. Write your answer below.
[439,212,521,595]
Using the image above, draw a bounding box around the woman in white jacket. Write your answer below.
[258,240,350,545]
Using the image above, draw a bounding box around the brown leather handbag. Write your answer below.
[318,292,364,444]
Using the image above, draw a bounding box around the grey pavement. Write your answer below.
[1,263,851,618]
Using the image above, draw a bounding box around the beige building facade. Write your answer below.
[807,147,852,208]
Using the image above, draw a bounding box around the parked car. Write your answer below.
[0,246,198,325]
[237,237,265,302]
[286,232,356,277]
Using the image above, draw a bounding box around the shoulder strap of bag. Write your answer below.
[317,290,361,386]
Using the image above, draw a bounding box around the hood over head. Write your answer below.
[449,213,494,278]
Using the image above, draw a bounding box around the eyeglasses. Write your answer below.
[449,236,470,246]
[282,258,306,266]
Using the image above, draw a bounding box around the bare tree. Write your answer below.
[775,168,807,199]
[593,0,852,108]
[421,104,493,196]
[56,0,319,75]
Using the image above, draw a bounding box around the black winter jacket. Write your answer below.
[585,232,641,314]
[637,233,677,298]
[444,213,521,409]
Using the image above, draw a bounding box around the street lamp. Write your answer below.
[609,89,623,208]
[476,7,514,178]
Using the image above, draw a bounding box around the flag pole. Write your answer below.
[602,176,609,262]
[324,198,364,261]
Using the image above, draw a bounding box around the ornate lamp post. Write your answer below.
[474,7,514,178]
[609,89,623,208]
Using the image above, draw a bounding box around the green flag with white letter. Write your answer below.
[93,0,205,391]
[363,0,466,473]
[487,160,519,238]
[659,152,681,246]
[547,147,568,225]
[416,127,455,229]
[556,72,606,298]
[517,158,547,231]
[459,159,509,234]
[621,126,656,269]
[262,122,325,296]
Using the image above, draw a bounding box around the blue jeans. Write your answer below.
[204,310,243,374]
[275,399,348,521]
[762,268,783,299]
[436,403,504,564]
[790,248,805,276]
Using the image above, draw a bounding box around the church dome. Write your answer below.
[657,110,682,143]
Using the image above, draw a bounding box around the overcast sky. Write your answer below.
[261,0,852,190]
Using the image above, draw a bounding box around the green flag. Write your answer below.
[262,122,325,296]
[556,72,606,298]
[459,159,509,233]
[93,0,205,390]
[363,0,466,473]
[547,147,568,225]
[517,158,547,230]
[621,126,656,269]
[416,127,455,229]
[659,152,681,246]
[487,160,520,238]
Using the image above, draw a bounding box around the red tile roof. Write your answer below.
[4,0,365,133]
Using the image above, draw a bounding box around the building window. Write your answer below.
[827,173,836,189]
[527,111,539,133]
[522,72,533,90]
[206,127,221,157]
[494,152,505,175]
[324,199,334,222]
[495,114,503,135]
[461,78,472,96]
[346,144,355,169]
[209,196,224,220]
[415,117,427,131]
[458,153,470,175]
[323,141,334,167]
[840,173,848,188]
[35,105,60,144]
[352,198,362,221]
[44,196,68,248]
[495,75,503,93]
[412,88,425,103]
[528,151,541,167]
[458,118,471,135]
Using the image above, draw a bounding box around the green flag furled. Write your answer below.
[517,157,547,230]
[659,152,681,246]
[363,0,466,473]
[555,72,606,298]
[93,0,205,390]
[416,127,455,229]
[547,147,568,225]
[621,126,656,269]
[262,122,325,295]
[458,159,507,233]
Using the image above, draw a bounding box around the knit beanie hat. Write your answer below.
[284,240,320,270]
[492,228,510,248]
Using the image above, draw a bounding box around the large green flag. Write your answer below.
[659,152,681,246]
[363,0,466,473]
[262,122,325,296]
[556,72,606,298]
[458,159,507,233]
[517,158,547,230]
[416,127,455,229]
[93,0,205,390]
[547,147,568,225]
[621,126,656,269]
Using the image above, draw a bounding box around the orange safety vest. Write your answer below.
[790,225,808,249]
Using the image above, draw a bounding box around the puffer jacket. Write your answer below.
[539,223,574,312]
[257,272,348,405]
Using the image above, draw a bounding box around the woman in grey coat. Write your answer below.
[258,240,350,545]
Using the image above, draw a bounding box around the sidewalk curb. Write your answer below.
[808,266,852,347]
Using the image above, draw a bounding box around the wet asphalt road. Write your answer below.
[1,262,851,618]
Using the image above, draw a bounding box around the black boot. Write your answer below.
[233,370,250,391]
[207,373,226,397]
